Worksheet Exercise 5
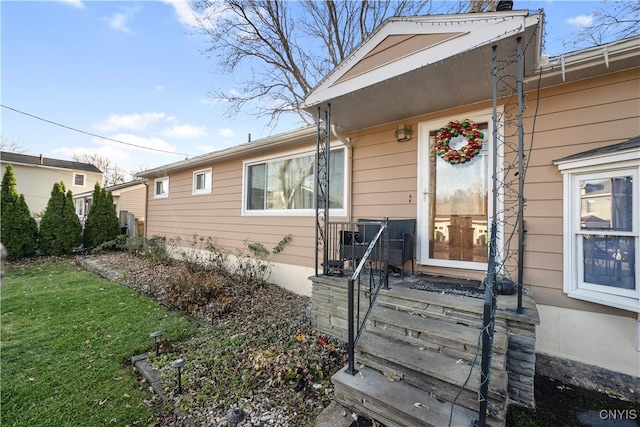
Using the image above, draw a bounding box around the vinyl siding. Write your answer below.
[144,142,329,270]
[0,163,101,216]
[520,69,639,317]
[117,185,147,219]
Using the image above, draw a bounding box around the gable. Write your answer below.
[303,11,543,133]
[337,32,462,83]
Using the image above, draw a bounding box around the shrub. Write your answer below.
[39,182,82,256]
[83,183,120,248]
[0,165,38,260]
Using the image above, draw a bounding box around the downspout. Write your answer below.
[331,124,353,222]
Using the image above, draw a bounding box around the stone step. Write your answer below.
[355,332,508,418]
[367,305,507,371]
[376,287,509,333]
[332,365,493,427]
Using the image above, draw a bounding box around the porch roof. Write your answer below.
[302,10,543,134]
[303,11,639,135]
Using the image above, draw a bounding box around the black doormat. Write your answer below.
[411,278,485,299]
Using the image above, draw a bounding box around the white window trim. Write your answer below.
[73,173,86,187]
[154,177,169,199]
[192,168,212,195]
[557,153,640,313]
[416,108,503,272]
[241,144,348,217]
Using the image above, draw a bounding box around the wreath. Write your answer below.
[435,119,484,164]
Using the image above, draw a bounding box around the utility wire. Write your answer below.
[1,104,194,157]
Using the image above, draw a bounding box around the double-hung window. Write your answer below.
[557,145,639,312]
[193,168,212,195]
[243,147,346,215]
[154,177,169,199]
[74,173,86,187]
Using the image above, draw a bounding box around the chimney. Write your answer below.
[496,1,514,11]
[39,154,44,165]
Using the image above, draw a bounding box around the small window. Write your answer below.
[154,177,169,199]
[193,168,212,195]
[74,173,85,187]
[557,150,639,313]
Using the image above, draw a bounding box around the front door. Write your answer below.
[417,110,497,271]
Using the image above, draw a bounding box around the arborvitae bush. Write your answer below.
[83,183,120,248]
[39,182,82,256]
[0,165,39,260]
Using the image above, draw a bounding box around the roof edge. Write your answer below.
[136,126,317,177]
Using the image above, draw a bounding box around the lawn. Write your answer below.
[0,258,201,427]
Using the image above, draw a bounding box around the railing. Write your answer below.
[325,220,389,376]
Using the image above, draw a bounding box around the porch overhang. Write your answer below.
[302,11,543,133]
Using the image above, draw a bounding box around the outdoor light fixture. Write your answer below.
[227,408,246,427]
[171,358,186,394]
[208,302,216,325]
[395,124,412,142]
[150,331,163,357]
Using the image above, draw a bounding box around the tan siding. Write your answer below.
[521,69,640,314]
[118,185,147,219]
[145,142,323,269]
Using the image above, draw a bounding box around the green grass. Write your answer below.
[1,258,201,427]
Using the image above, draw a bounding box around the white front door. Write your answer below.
[416,109,499,271]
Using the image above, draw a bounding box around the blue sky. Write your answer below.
[1,1,610,175]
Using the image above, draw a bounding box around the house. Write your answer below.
[73,179,147,235]
[138,7,639,425]
[0,152,102,217]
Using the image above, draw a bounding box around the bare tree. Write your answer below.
[72,153,129,187]
[565,1,640,50]
[191,0,465,127]
[0,136,28,154]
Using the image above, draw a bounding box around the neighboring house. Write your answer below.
[73,179,147,234]
[0,152,102,217]
[138,8,639,421]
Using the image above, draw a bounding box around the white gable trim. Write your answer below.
[304,11,539,107]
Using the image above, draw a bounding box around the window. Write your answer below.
[417,112,497,271]
[193,168,212,195]
[154,177,169,199]
[74,173,85,187]
[557,150,639,312]
[243,147,346,215]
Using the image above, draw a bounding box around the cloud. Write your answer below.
[218,128,235,137]
[103,6,140,34]
[162,124,207,138]
[155,84,165,92]
[566,15,593,28]
[162,0,200,27]
[58,0,84,9]
[94,112,166,132]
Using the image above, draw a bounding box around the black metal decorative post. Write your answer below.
[315,104,331,276]
[477,44,500,427]
[516,36,525,314]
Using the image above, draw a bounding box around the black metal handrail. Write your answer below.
[344,221,388,375]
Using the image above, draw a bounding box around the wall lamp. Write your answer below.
[395,125,412,142]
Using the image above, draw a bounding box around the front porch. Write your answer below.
[310,272,539,427]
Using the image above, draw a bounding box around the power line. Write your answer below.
[1,104,194,157]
